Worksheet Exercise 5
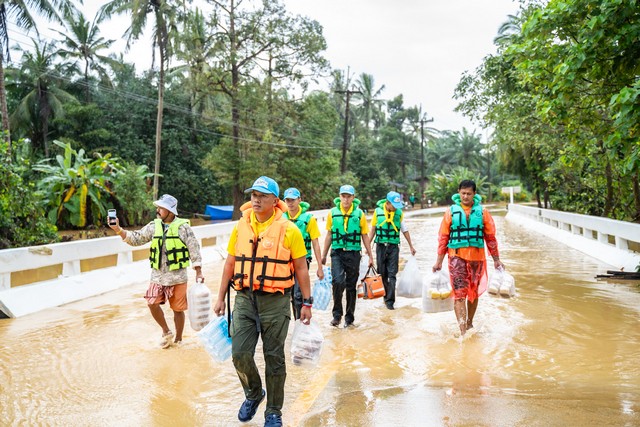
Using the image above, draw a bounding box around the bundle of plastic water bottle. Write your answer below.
[197,316,232,362]
[312,266,332,310]
[187,278,212,331]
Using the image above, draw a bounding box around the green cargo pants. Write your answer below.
[231,289,291,417]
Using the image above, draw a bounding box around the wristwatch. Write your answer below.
[302,296,314,307]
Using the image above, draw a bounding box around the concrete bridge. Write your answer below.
[1,205,638,318]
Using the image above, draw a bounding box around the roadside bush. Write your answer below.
[0,141,59,248]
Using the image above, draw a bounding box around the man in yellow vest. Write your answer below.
[213,176,312,427]
[108,194,203,348]
[369,191,417,310]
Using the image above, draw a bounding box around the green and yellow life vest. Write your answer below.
[447,193,484,249]
[330,198,364,251]
[284,201,313,259]
[149,218,191,270]
[374,199,402,244]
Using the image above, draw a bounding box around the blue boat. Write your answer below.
[204,205,234,220]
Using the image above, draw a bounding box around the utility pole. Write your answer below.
[419,115,434,208]
[335,87,361,173]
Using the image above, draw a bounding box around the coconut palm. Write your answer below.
[99,0,184,200]
[54,10,120,102]
[494,14,521,47]
[8,38,77,157]
[354,72,385,136]
[0,0,76,156]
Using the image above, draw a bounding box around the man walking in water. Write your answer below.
[109,194,203,348]
[432,180,504,336]
[283,187,324,320]
[213,176,312,427]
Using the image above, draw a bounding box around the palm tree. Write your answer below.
[8,38,77,157]
[99,0,183,200]
[54,10,120,102]
[494,14,521,47]
[171,8,223,145]
[0,0,76,157]
[354,72,385,137]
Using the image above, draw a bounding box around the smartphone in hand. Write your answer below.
[108,209,117,225]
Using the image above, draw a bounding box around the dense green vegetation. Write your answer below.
[456,0,640,220]
[0,0,637,248]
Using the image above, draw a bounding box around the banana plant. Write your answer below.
[33,140,122,228]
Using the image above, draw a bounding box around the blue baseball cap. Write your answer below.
[283,187,301,199]
[386,191,404,209]
[339,185,355,195]
[244,176,279,198]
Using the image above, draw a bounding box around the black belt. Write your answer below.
[240,287,291,296]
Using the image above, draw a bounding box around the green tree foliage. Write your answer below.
[202,0,330,218]
[111,161,154,226]
[427,167,488,206]
[456,0,640,221]
[0,140,58,248]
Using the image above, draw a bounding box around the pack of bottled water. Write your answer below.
[312,266,332,310]
[187,278,212,331]
[197,316,232,362]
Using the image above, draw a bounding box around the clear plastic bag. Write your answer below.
[290,320,324,367]
[499,269,516,297]
[197,316,232,362]
[489,267,516,297]
[397,256,423,298]
[422,269,453,313]
[312,266,332,310]
[358,254,370,282]
[187,279,212,331]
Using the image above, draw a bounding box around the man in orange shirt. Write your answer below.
[432,180,504,336]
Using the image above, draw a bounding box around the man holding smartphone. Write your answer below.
[108,194,203,348]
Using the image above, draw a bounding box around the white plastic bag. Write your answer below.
[489,267,516,297]
[312,266,332,311]
[499,269,516,297]
[397,256,423,298]
[422,269,453,313]
[290,320,324,367]
[358,254,370,282]
[187,279,212,331]
[488,268,503,295]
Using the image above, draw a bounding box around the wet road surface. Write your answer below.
[2,213,639,426]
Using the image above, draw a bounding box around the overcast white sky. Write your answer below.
[283,0,520,135]
[15,0,520,137]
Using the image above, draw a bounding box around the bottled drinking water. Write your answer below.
[312,266,332,310]
[188,278,212,331]
[197,316,232,362]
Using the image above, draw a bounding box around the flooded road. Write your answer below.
[2,213,640,426]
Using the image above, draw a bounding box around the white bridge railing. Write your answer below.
[506,204,640,271]
[0,209,331,318]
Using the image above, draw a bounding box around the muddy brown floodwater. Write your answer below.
[1,213,639,426]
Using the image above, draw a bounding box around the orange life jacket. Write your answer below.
[232,200,295,293]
